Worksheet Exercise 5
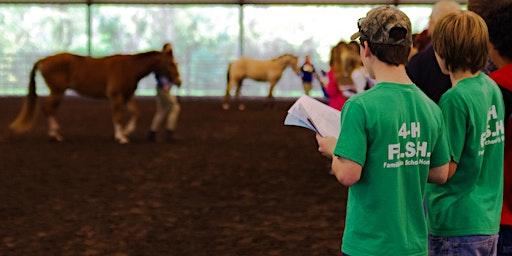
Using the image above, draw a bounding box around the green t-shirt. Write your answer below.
[334,82,449,256]
[426,73,505,237]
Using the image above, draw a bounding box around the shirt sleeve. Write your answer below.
[439,97,467,163]
[159,76,171,85]
[333,100,367,166]
[429,115,450,168]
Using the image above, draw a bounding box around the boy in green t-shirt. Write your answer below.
[316,6,450,256]
[426,11,505,255]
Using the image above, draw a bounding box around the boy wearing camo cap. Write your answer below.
[316,6,449,256]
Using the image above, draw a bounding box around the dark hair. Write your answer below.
[367,42,410,66]
[468,0,512,20]
[486,3,512,60]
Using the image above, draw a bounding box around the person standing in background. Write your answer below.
[300,55,318,96]
[324,44,347,110]
[485,3,512,255]
[147,44,182,142]
[406,0,460,103]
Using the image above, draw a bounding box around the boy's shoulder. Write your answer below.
[445,73,499,95]
[440,73,502,108]
[347,83,386,101]
[350,82,434,102]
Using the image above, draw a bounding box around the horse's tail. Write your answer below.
[226,63,231,85]
[225,63,232,97]
[222,63,233,109]
[9,61,39,133]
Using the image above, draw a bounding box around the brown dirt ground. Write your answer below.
[0,96,347,256]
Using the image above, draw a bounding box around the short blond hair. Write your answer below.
[432,10,488,73]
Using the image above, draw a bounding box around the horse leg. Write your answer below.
[222,79,234,110]
[268,80,277,99]
[267,81,277,109]
[123,97,139,137]
[235,82,245,111]
[43,91,65,142]
[109,94,129,144]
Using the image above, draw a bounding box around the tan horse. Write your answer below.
[223,54,300,110]
[9,43,181,144]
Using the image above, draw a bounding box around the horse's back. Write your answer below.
[37,53,113,97]
[231,57,274,81]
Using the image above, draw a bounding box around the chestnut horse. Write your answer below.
[223,54,300,110]
[9,43,181,144]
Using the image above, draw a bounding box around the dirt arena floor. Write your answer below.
[0,96,347,256]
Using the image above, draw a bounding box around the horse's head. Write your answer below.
[286,54,301,75]
[157,43,182,87]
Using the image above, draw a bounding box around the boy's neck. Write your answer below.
[373,61,413,85]
[450,70,479,87]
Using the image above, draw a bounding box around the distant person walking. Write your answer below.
[147,43,181,142]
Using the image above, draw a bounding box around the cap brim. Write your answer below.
[350,31,361,41]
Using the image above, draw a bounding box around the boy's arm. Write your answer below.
[448,162,458,179]
[316,101,366,187]
[427,114,451,184]
[316,135,362,186]
[332,156,362,186]
[440,99,467,180]
[428,164,449,184]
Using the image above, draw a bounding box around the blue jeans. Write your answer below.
[429,234,499,256]
[499,225,512,255]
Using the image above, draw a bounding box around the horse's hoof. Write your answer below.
[116,137,129,144]
[123,123,136,136]
[48,133,64,142]
[48,136,64,143]
[222,103,230,110]
[123,129,135,137]
[238,104,246,111]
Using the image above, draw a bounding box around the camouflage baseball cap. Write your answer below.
[351,6,413,47]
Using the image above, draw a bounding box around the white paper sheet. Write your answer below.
[284,95,341,138]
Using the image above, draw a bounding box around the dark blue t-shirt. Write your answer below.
[154,73,171,90]
[301,63,315,83]
[406,44,451,103]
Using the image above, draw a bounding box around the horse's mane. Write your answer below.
[272,53,296,61]
[93,51,160,60]
[134,51,160,59]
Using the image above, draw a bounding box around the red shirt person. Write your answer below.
[485,3,512,254]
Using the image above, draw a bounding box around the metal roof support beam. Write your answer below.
[0,0,467,5]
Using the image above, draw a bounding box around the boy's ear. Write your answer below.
[363,41,372,58]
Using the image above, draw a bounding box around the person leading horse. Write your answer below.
[9,43,181,144]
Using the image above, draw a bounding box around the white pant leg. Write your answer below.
[165,94,180,131]
[150,89,171,132]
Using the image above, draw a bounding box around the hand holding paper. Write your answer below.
[284,95,341,138]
